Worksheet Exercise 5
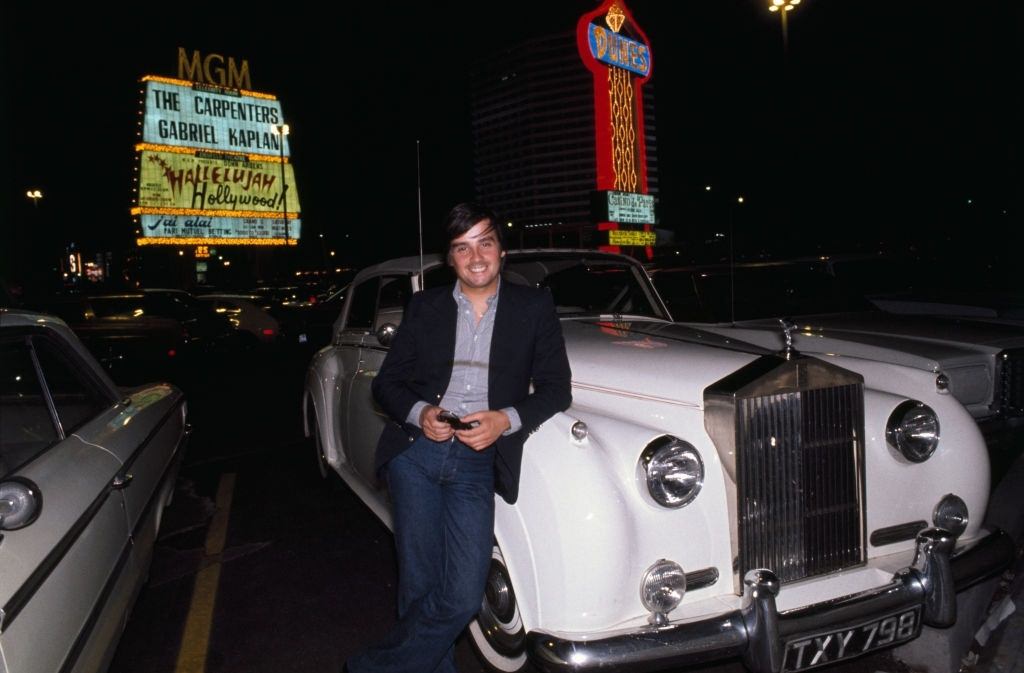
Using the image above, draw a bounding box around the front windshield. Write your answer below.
[422,254,669,320]
[654,264,876,322]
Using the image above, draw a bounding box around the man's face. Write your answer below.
[448,220,504,294]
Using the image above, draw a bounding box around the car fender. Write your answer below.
[497,407,731,633]
[304,345,347,470]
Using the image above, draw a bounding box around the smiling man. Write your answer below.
[348,202,572,673]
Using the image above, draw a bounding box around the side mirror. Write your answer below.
[0,479,42,531]
[376,323,398,347]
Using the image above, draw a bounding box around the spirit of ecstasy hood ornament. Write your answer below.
[779,318,798,360]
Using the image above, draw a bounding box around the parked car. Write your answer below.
[304,250,1012,673]
[869,290,1024,326]
[0,308,189,673]
[125,289,242,354]
[788,254,1024,326]
[196,293,282,346]
[650,261,1024,429]
[25,294,189,385]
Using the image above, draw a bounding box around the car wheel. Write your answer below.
[312,412,329,479]
[469,545,528,673]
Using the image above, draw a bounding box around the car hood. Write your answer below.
[686,312,1024,372]
[561,318,766,407]
[793,313,1024,348]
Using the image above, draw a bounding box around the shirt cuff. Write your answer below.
[407,401,429,428]
[501,407,522,436]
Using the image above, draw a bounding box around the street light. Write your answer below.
[768,0,801,53]
[270,123,291,250]
[26,189,43,207]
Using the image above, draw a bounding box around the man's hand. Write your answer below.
[420,405,455,442]
[456,410,511,451]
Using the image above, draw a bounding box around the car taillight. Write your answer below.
[168,349,177,357]
[262,328,276,336]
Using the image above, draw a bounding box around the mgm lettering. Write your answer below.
[178,48,252,89]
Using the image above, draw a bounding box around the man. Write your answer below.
[347,203,572,673]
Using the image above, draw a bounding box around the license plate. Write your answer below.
[782,607,921,672]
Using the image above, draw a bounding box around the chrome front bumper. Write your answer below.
[526,528,1014,673]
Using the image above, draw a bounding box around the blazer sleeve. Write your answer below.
[513,290,572,434]
[371,292,426,426]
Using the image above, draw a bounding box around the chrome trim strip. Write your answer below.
[684,567,720,591]
[871,521,928,547]
[27,337,65,440]
[525,528,1013,673]
[117,397,185,483]
[570,381,701,409]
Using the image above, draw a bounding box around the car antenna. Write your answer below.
[416,139,425,289]
[729,211,735,324]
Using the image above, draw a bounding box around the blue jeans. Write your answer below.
[348,436,496,673]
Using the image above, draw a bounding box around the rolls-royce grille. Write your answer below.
[737,383,865,583]
[997,349,1024,416]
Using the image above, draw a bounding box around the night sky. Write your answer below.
[2,1,1020,282]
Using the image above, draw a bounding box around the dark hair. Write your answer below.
[444,202,503,250]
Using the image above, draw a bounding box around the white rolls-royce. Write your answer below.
[303,250,1011,673]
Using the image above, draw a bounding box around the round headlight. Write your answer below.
[886,401,940,463]
[640,559,687,616]
[933,494,968,537]
[640,438,704,508]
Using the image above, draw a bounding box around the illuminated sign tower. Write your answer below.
[130,51,301,248]
[577,0,656,256]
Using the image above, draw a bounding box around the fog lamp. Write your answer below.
[933,494,968,537]
[640,559,686,624]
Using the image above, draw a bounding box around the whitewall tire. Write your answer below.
[468,545,529,673]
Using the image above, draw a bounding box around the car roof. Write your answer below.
[0,308,72,331]
[352,249,648,284]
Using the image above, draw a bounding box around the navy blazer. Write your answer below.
[371,279,572,504]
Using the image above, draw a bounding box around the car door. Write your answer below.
[346,275,413,483]
[0,329,132,673]
[340,277,382,482]
[79,378,186,595]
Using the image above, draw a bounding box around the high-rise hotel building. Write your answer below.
[469,32,658,249]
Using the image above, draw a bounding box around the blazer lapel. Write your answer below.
[489,284,527,390]
[421,284,458,368]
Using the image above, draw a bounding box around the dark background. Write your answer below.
[2,1,1021,283]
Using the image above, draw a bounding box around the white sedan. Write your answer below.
[304,250,1012,673]
[0,309,189,673]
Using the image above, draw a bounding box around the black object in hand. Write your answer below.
[438,410,480,430]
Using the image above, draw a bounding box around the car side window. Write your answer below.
[375,276,411,331]
[32,336,113,437]
[0,338,59,474]
[346,278,381,331]
[91,297,143,319]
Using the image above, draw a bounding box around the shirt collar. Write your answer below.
[453,277,501,307]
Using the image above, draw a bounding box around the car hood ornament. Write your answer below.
[780,318,798,360]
